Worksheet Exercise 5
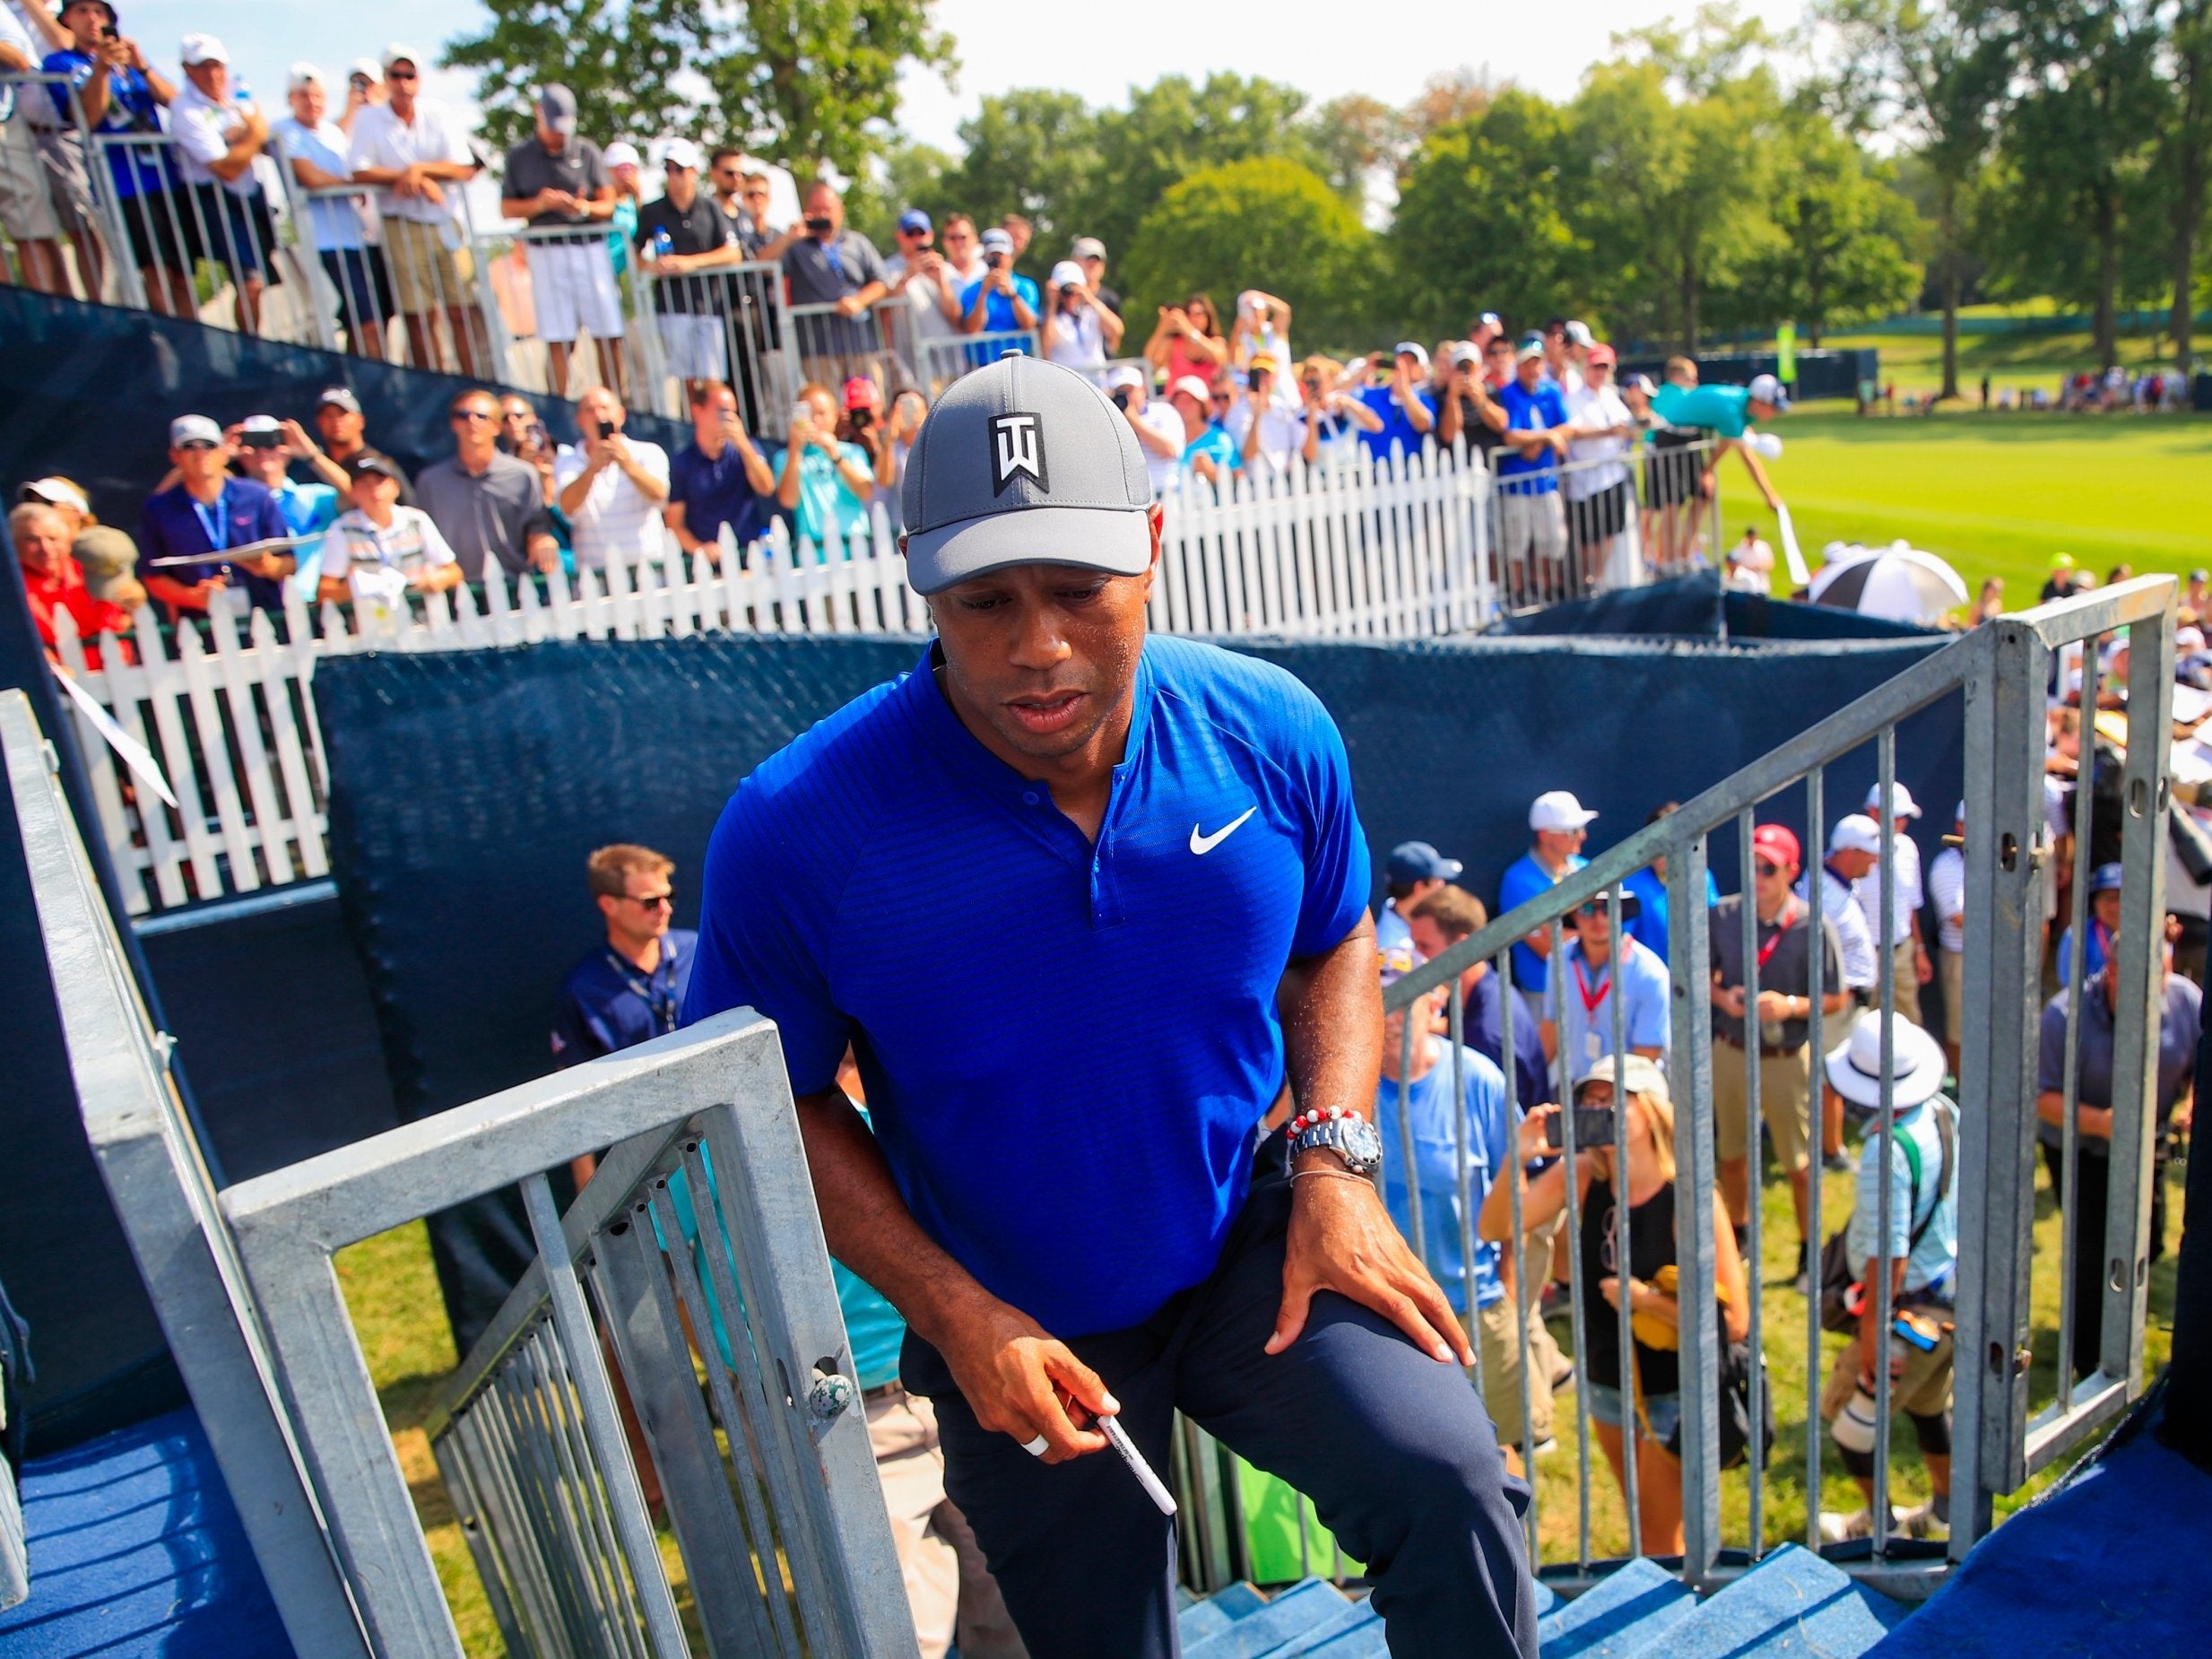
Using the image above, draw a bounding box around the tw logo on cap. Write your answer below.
[988,412,1048,495]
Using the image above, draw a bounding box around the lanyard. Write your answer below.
[191,491,230,553]
[2090,918,2112,968]
[1757,898,1798,971]
[604,945,680,1034]
[1572,940,1630,1016]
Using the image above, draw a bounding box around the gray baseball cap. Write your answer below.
[899,353,1151,596]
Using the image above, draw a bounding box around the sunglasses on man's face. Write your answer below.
[624,890,673,910]
[178,440,219,452]
[386,68,418,82]
[452,409,497,424]
[1755,860,1785,878]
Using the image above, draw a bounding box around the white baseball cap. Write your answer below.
[1049,259,1085,289]
[1168,375,1211,404]
[603,140,642,170]
[381,42,425,71]
[1748,372,1791,411]
[169,413,222,447]
[659,137,702,171]
[21,476,90,513]
[1865,782,1921,820]
[1827,813,1883,856]
[1564,320,1595,348]
[1575,1050,1671,1104]
[979,226,1014,254]
[1106,364,1145,392]
[1393,341,1429,368]
[348,57,384,83]
[287,62,325,92]
[180,33,228,66]
[1530,790,1598,833]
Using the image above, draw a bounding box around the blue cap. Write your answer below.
[1386,840,1462,885]
[2088,863,2125,895]
[898,209,932,235]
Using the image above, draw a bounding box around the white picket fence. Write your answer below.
[50,447,1496,916]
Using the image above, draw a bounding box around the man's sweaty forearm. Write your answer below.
[1277,914,1382,1151]
[794,1085,994,1344]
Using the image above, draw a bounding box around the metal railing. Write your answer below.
[1171,576,2178,1600]
[5,682,916,1655]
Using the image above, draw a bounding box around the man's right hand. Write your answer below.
[934,1293,1115,1463]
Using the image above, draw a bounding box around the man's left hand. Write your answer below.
[1267,1168,1470,1366]
[1915,943,1935,986]
[834,293,865,317]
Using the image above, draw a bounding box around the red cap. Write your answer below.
[1751,823,1801,871]
[842,376,881,411]
[1587,343,1617,368]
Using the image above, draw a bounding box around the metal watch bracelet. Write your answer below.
[1288,1110,1383,1179]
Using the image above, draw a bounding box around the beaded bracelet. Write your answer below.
[1288,1104,1364,1137]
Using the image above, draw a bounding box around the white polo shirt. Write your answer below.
[554,439,671,569]
[169,81,260,197]
[349,98,473,224]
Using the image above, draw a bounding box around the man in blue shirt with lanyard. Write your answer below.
[138,414,296,617]
[1499,788,1596,1027]
[551,843,696,1070]
[685,355,1535,1657]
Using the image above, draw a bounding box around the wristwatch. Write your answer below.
[1288,1107,1384,1179]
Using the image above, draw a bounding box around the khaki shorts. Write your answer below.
[1711,1039,1812,1172]
[1939,947,1963,1045]
[1469,1295,1557,1451]
[0,111,59,242]
[1821,1325,1954,1421]
[384,215,474,315]
[1888,939,1923,1027]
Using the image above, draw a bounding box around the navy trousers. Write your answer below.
[900,1136,1539,1657]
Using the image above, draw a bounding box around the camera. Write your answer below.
[1110,389,1131,411]
[240,429,282,450]
[1546,1104,1619,1151]
[984,251,1006,270]
[802,215,834,233]
[848,407,872,429]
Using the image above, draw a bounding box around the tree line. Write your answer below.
[450,0,2212,392]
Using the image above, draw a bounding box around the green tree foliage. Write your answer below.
[1122,159,1379,352]
[906,89,1103,270]
[1980,0,2167,368]
[1725,110,1923,342]
[1388,91,1595,339]
[1815,0,2015,395]
[445,0,953,177]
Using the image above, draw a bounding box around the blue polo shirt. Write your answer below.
[671,439,780,559]
[139,479,293,612]
[1372,1039,1510,1315]
[1622,864,1721,967]
[958,273,1041,337]
[1496,380,1568,487]
[1356,385,1436,465]
[1498,850,1585,996]
[1554,935,1671,1072]
[551,929,698,1065]
[683,635,1372,1336]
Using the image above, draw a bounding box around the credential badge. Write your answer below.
[988,412,1047,495]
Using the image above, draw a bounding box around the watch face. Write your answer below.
[1346,1117,1384,1170]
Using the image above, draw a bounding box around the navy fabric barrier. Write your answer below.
[1615,348,1878,403]
[2,519,186,1455]
[0,290,689,538]
[316,630,1961,1347]
[1494,575,1937,642]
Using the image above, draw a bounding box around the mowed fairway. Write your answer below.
[1748,408,2212,606]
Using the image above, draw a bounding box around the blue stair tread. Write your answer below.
[1262,1598,1377,1657]
[1178,1599,1236,1644]
[0,1406,292,1659]
[1182,1579,1354,1658]
[1666,1544,1908,1658]
[1297,1602,1389,1656]
[1537,1557,1698,1657]
[1532,1579,1561,1619]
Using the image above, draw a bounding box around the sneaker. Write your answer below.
[1819,1507,1875,1544]
[1893,1500,1949,1541]
[1792,1239,1810,1296]
[1548,1356,1576,1394]
[1824,1150,1855,1174]
[1529,1436,1559,1459]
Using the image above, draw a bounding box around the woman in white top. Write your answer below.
[318,456,462,606]
[1041,260,1121,384]
[1562,345,1641,589]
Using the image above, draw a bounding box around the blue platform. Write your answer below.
[0,1407,291,1658]
[1866,1404,2208,1659]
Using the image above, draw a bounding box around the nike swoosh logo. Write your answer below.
[1190,807,1257,856]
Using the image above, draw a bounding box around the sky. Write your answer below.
[109,0,1809,157]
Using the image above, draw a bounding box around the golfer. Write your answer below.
[686,355,1536,1656]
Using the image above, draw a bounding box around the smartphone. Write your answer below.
[1546,1104,1619,1151]
[240,430,282,450]
[582,416,605,441]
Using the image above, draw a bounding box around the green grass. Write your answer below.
[1745,408,2212,609]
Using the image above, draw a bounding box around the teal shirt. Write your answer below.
[1182,423,1241,474]
[666,1141,908,1392]
[1652,383,1752,438]
[775,441,873,553]
[607,196,638,276]
[274,479,340,602]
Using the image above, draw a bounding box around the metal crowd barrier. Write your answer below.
[1172,578,2177,1600]
[0,71,139,305]
[5,681,916,1655]
[628,256,802,427]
